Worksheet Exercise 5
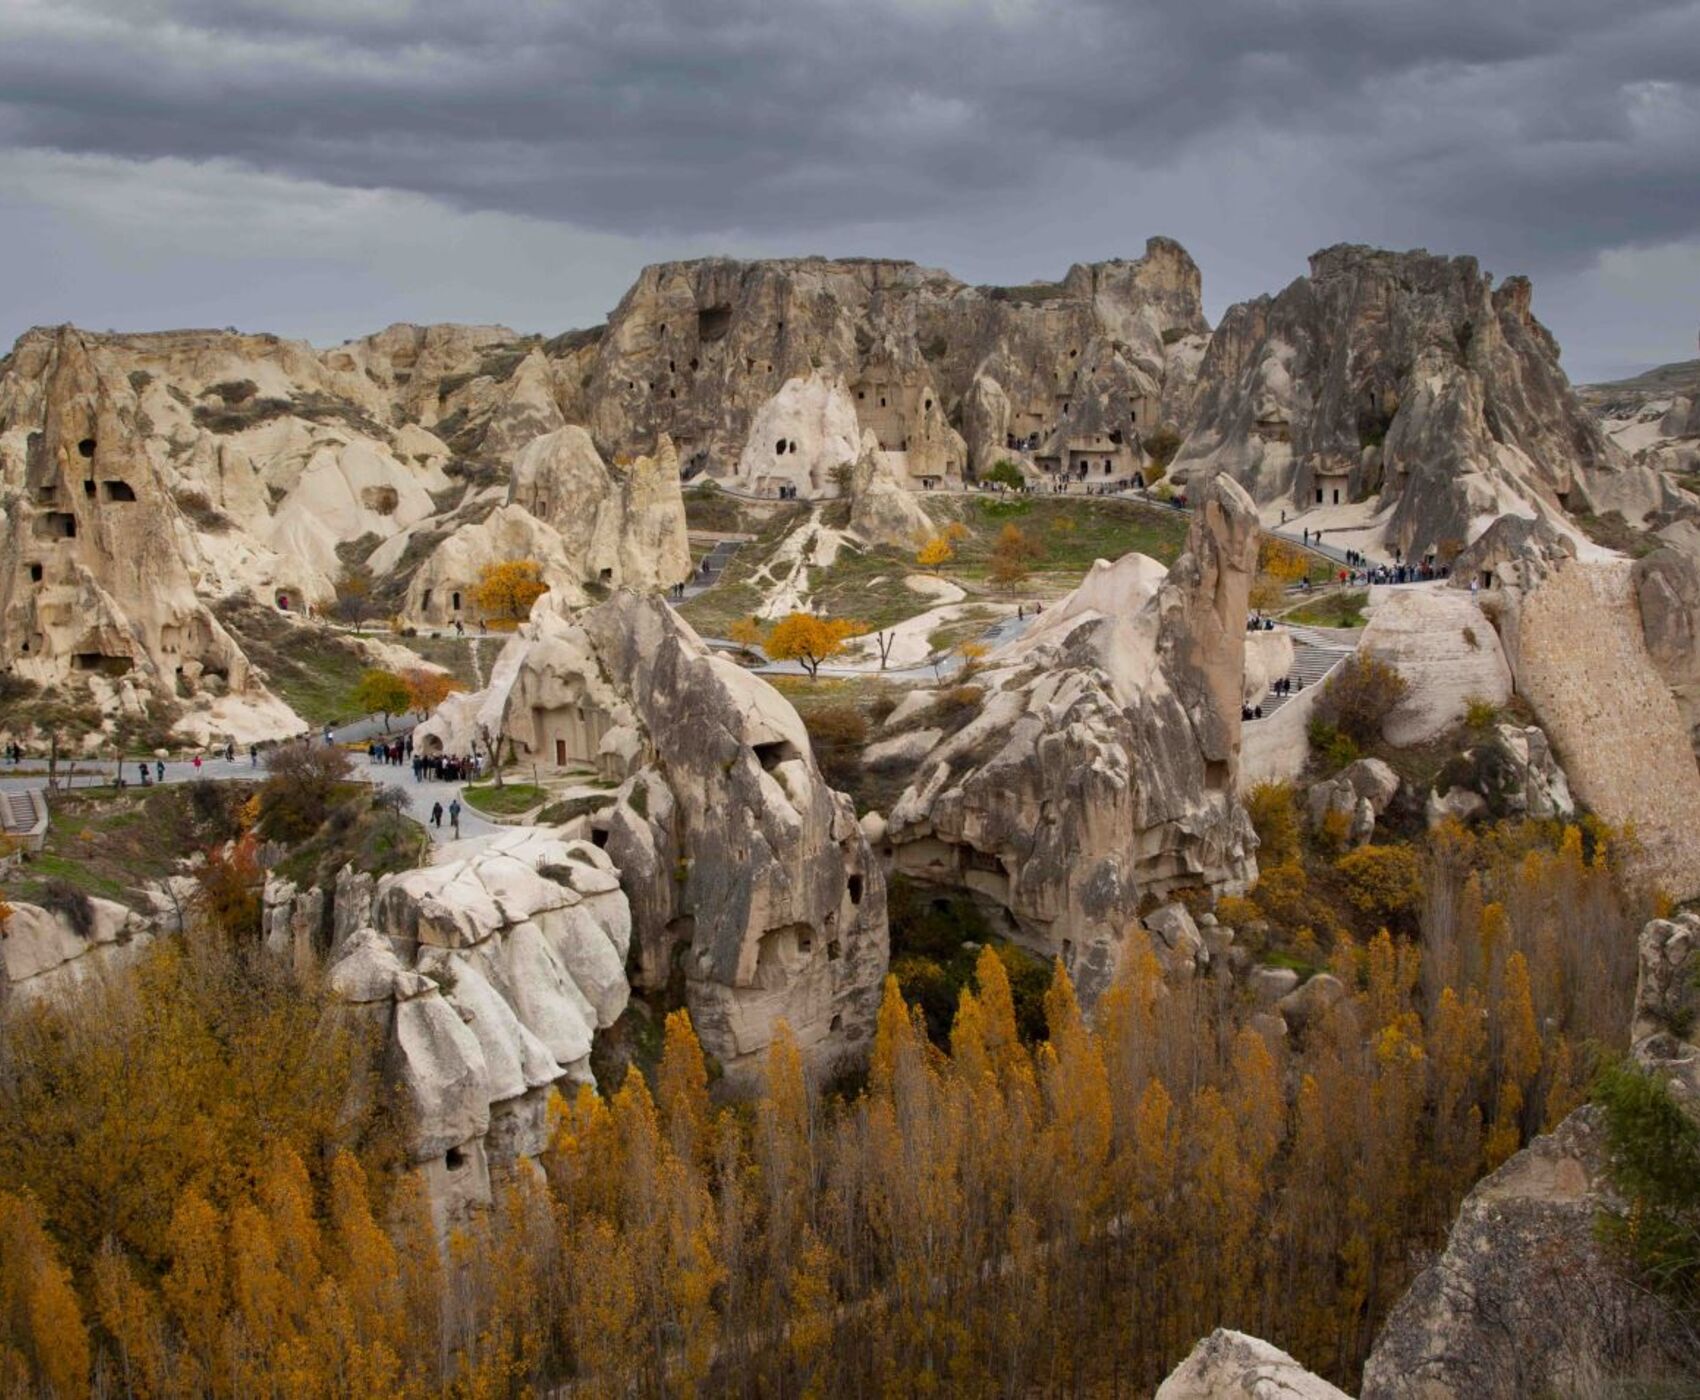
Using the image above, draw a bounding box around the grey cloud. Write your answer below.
[0,0,1696,377]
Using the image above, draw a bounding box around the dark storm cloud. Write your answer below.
[3,0,1696,260]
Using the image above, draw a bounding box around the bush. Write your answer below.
[1464,694,1499,731]
[1316,655,1409,747]
[1334,844,1424,927]
[804,704,868,792]
[1307,718,1361,771]
[1245,780,1301,866]
[985,460,1025,490]
[933,685,984,719]
[1595,1060,1700,1321]
[257,743,353,843]
[37,880,94,940]
[1143,426,1182,470]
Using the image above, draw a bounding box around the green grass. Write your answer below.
[681,484,801,537]
[676,501,809,635]
[214,600,370,727]
[927,495,1191,586]
[1283,589,1369,629]
[1,783,254,911]
[379,634,483,690]
[462,781,547,816]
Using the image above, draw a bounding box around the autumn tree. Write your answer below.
[764,612,864,680]
[0,1189,89,1397]
[333,563,377,629]
[402,666,460,719]
[916,534,955,572]
[989,522,1041,589]
[352,669,411,731]
[474,559,550,629]
[727,616,766,650]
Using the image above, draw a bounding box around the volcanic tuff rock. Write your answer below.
[581,239,1209,489]
[414,590,889,1078]
[1155,1330,1350,1400]
[1359,586,1512,746]
[1582,356,1700,477]
[1172,245,1667,558]
[323,827,632,1228]
[0,319,690,736]
[0,894,153,1005]
[884,473,1260,1005]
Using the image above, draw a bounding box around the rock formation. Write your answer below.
[1359,586,1513,746]
[883,473,1260,1003]
[1156,1330,1350,1400]
[0,318,693,738]
[1425,722,1573,828]
[0,893,153,1005]
[415,591,889,1079]
[1482,551,1700,900]
[320,828,632,1228]
[581,239,1208,490]
[1582,356,1700,479]
[1173,245,1668,558]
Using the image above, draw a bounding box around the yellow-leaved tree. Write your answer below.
[764,612,864,679]
[402,666,461,719]
[916,534,955,572]
[474,559,550,629]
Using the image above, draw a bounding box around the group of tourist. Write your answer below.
[368,737,412,766]
[3,742,23,765]
[416,752,480,783]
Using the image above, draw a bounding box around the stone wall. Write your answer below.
[1512,558,1700,900]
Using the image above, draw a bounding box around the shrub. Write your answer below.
[1307,718,1361,771]
[1595,1060,1700,1322]
[1244,780,1301,866]
[1334,844,1424,927]
[1464,694,1499,731]
[804,705,868,792]
[1143,426,1182,470]
[1316,655,1409,747]
[934,685,984,719]
[257,743,353,843]
[985,460,1025,491]
[37,880,94,940]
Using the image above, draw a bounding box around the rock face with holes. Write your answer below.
[325,827,632,1229]
[406,428,690,626]
[0,327,279,730]
[884,473,1261,1004]
[413,589,889,1080]
[1172,245,1669,559]
[581,239,1208,490]
[0,319,691,742]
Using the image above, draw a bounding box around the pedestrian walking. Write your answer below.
[155,759,165,783]
[249,743,258,767]
[448,797,461,838]
[191,753,203,773]
[431,801,443,829]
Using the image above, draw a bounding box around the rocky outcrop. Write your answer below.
[1495,554,1700,899]
[325,828,631,1229]
[1633,533,1700,754]
[1172,246,1662,559]
[581,239,1208,488]
[1583,357,1700,479]
[1359,587,1513,746]
[1426,722,1573,828]
[0,328,276,725]
[845,433,934,548]
[1306,757,1399,844]
[415,591,889,1079]
[407,429,690,626]
[884,474,1260,1004]
[0,895,152,1005]
[1156,1330,1350,1400]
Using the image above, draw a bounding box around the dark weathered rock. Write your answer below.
[1173,245,1664,558]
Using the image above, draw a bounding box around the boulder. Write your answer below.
[325,828,633,1230]
[1247,965,1300,1005]
[0,896,152,1003]
[1307,757,1399,843]
[1276,973,1346,1031]
[1156,1329,1349,1400]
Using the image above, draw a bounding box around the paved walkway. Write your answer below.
[0,750,498,848]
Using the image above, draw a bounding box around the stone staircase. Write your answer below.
[682,538,743,598]
[0,788,48,851]
[1250,625,1358,722]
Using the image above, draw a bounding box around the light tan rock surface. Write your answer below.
[1156,1330,1349,1400]
[318,828,631,1229]
[1359,586,1512,745]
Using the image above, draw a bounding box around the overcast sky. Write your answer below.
[1,0,1696,383]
